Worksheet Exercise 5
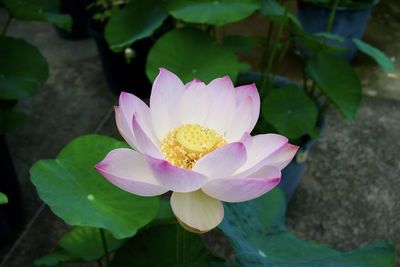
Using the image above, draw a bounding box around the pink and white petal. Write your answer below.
[146,156,208,193]
[235,83,260,129]
[203,76,236,134]
[115,107,138,150]
[193,142,246,178]
[171,190,224,233]
[95,148,167,196]
[235,134,288,176]
[131,115,163,159]
[264,143,299,170]
[119,92,158,145]
[224,96,254,142]
[150,68,186,140]
[239,132,253,148]
[185,78,204,90]
[180,79,209,125]
[202,166,281,202]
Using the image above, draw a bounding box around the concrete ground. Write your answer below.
[0,0,399,266]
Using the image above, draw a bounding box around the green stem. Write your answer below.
[276,37,291,66]
[1,14,12,36]
[99,228,110,266]
[274,32,292,79]
[265,22,274,50]
[259,22,275,87]
[258,22,274,71]
[302,65,309,92]
[326,0,340,32]
[176,224,186,266]
[262,0,292,90]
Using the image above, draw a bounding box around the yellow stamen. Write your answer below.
[161,124,226,169]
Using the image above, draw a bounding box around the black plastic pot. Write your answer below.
[297,0,379,61]
[236,72,325,203]
[56,0,92,40]
[0,135,24,250]
[88,20,155,99]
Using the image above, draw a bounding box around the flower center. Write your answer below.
[161,124,226,169]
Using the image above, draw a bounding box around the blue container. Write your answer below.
[297,0,379,61]
[236,72,324,204]
[279,117,324,203]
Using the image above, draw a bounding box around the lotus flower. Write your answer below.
[96,68,298,233]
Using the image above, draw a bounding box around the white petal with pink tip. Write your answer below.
[95,148,167,196]
[180,79,209,125]
[225,96,255,142]
[203,76,236,134]
[119,92,158,145]
[193,142,247,178]
[171,190,224,233]
[131,115,163,159]
[263,143,299,170]
[96,68,300,233]
[146,156,208,193]
[202,166,281,202]
[115,107,138,150]
[150,68,186,141]
[235,134,289,176]
[235,84,260,130]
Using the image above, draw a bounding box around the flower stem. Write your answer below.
[262,0,292,90]
[259,22,275,88]
[326,0,340,33]
[176,223,186,265]
[1,14,12,36]
[99,228,110,266]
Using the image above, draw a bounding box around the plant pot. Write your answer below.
[279,120,323,202]
[236,72,324,203]
[0,135,24,250]
[88,20,155,99]
[296,0,379,61]
[56,0,92,40]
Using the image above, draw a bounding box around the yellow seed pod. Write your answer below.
[176,125,217,153]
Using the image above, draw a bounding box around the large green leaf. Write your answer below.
[353,38,395,72]
[105,0,168,51]
[0,36,48,100]
[3,0,71,30]
[314,32,344,42]
[166,0,260,26]
[0,109,27,134]
[189,263,241,267]
[0,192,8,204]
[146,28,249,83]
[293,30,347,54]
[34,248,77,267]
[30,135,160,239]
[34,226,124,266]
[260,0,301,28]
[153,198,175,223]
[59,227,125,261]
[262,86,318,139]
[110,224,217,267]
[305,52,362,119]
[223,35,264,53]
[219,189,396,267]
